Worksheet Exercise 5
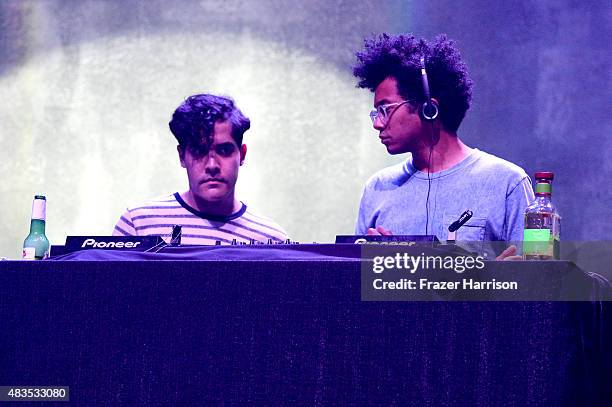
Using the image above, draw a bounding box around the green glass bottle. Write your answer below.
[22,195,50,260]
[523,172,561,260]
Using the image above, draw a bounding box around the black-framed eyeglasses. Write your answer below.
[369,100,411,125]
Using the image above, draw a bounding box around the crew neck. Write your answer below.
[404,148,481,180]
[174,192,247,221]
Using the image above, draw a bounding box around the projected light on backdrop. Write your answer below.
[0,30,393,257]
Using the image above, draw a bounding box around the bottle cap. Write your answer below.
[534,172,554,181]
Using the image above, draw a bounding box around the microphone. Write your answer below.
[170,225,182,246]
[449,210,473,233]
[447,210,473,242]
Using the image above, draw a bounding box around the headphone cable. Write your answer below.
[425,121,434,236]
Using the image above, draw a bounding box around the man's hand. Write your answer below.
[367,226,393,236]
[496,245,522,261]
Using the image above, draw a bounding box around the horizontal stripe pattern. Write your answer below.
[113,194,288,245]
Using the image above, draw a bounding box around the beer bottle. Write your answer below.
[22,195,50,260]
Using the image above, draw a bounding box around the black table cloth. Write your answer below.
[0,247,609,405]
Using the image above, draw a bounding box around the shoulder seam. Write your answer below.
[507,175,530,197]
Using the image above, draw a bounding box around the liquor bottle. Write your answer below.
[22,195,50,260]
[523,172,560,260]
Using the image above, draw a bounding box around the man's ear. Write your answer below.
[177,145,186,168]
[239,144,247,166]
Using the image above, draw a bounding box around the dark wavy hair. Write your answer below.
[353,33,473,133]
[169,94,250,153]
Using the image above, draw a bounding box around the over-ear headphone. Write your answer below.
[419,57,439,122]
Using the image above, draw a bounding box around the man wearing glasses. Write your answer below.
[113,94,288,245]
[352,34,533,258]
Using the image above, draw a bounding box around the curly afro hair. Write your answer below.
[169,94,250,155]
[353,33,473,133]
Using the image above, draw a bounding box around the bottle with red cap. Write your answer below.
[523,172,560,260]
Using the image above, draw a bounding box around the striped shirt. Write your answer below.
[113,193,288,245]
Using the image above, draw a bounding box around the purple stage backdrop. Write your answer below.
[0,0,610,260]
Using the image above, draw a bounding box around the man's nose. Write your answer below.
[373,115,386,131]
[204,152,220,174]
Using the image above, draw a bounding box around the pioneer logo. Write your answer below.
[81,238,141,249]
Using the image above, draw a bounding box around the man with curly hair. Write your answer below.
[113,94,288,245]
[353,33,533,257]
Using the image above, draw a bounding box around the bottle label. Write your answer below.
[523,229,553,257]
[22,247,36,260]
[535,183,552,194]
[32,199,46,220]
